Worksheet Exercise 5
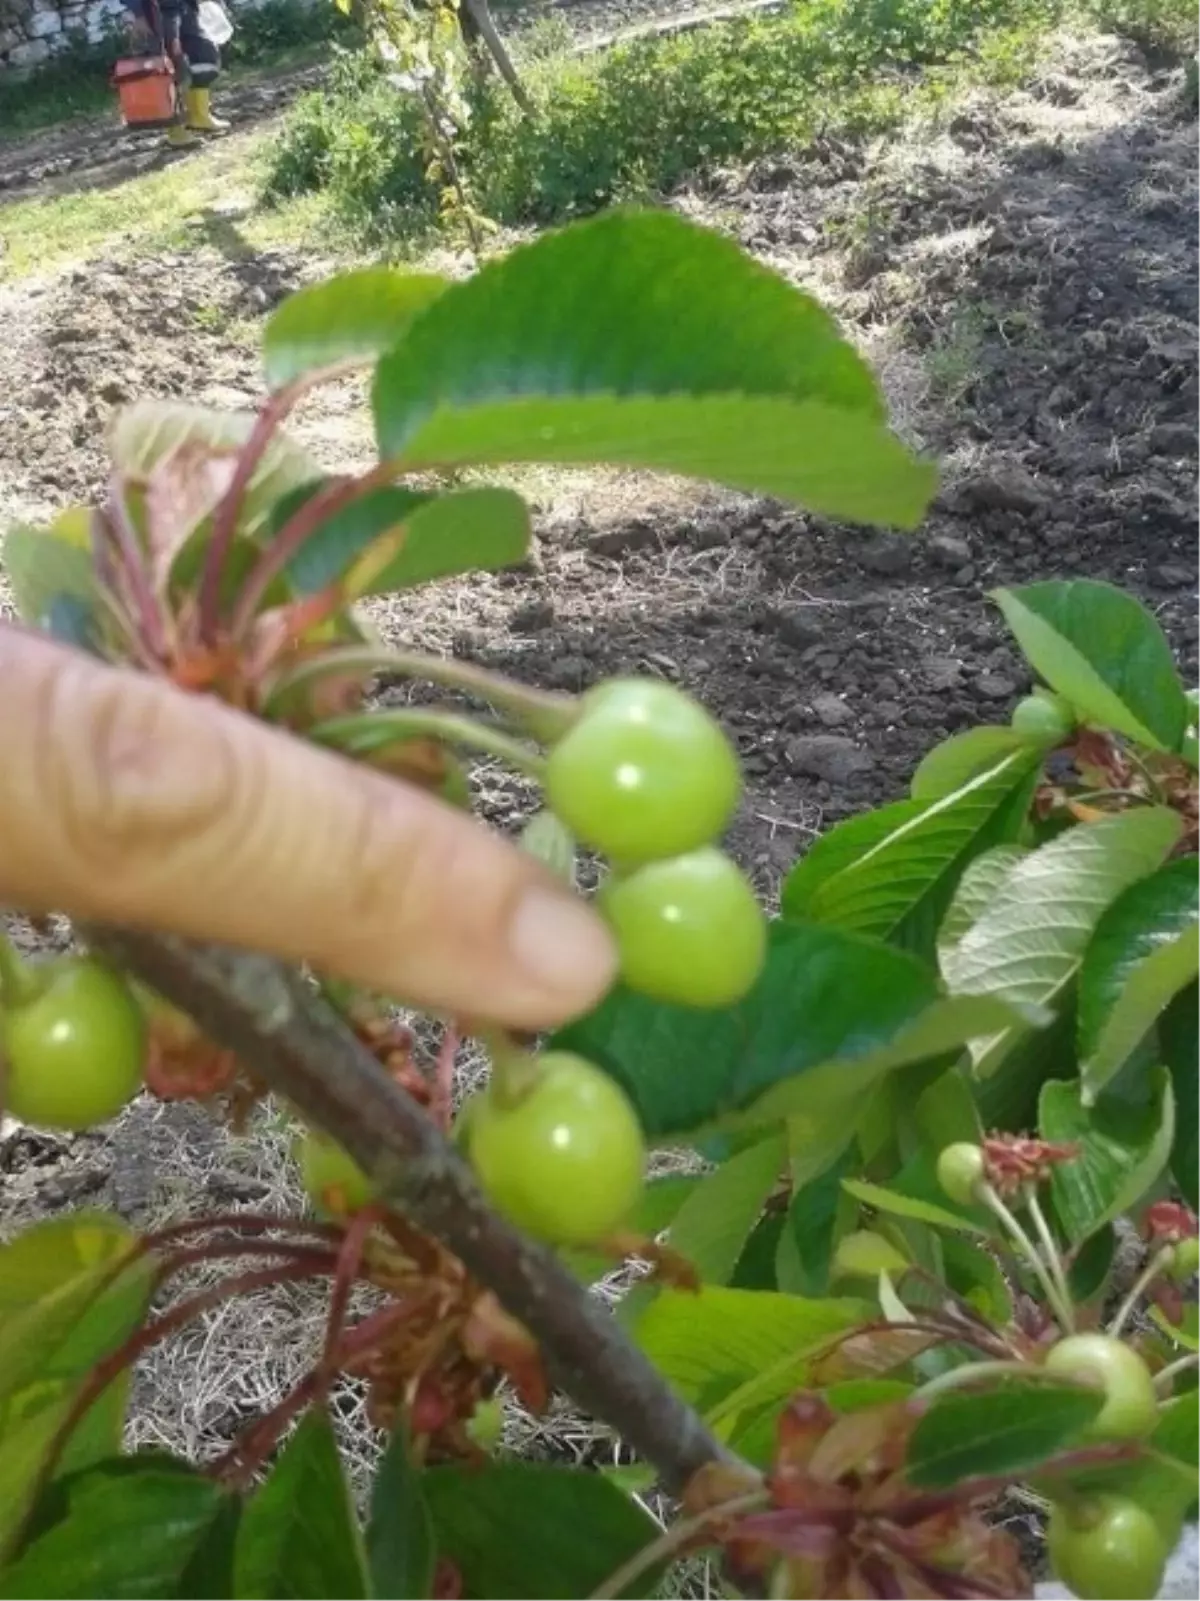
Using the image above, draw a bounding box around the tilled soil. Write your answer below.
[0,23,1196,1472]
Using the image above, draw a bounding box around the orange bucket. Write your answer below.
[112,56,178,127]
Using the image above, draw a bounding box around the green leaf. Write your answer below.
[782,751,1039,956]
[0,1461,227,1599]
[0,1212,138,1316]
[939,808,1182,1076]
[777,1149,856,1296]
[373,211,934,527]
[940,1234,1012,1323]
[0,1396,76,1563]
[423,1463,660,1599]
[906,1381,1104,1488]
[0,1216,148,1408]
[663,1133,784,1285]
[993,580,1189,751]
[0,1214,153,1505]
[382,392,933,528]
[277,484,531,598]
[263,268,449,389]
[732,1211,787,1292]
[1066,1225,1116,1307]
[1078,860,1199,1101]
[1039,1070,1176,1243]
[911,727,1033,801]
[1153,1392,1199,1474]
[911,1068,983,1157]
[937,846,1028,961]
[111,402,320,542]
[841,1177,989,1236]
[356,488,532,595]
[234,1411,368,1599]
[367,1425,435,1601]
[1162,983,1198,1207]
[556,921,1028,1141]
[746,994,1037,1131]
[270,482,429,594]
[1,518,97,630]
[634,1286,867,1407]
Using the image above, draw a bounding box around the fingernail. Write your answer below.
[510,886,617,999]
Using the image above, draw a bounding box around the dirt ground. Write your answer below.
[0,19,1197,1484]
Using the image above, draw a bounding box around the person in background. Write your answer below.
[124,0,228,146]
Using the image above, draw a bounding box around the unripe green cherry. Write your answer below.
[1011,689,1075,745]
[545,679,741,863]
[468,1051,644,1246]
[1043,1333,1158,1441]
[599,847,765,1009]
[1170,1235,1199,1280]
[296,1129,375,1216]
[936,1142,987,1208]
[1047,1495,1168,1601]
[2,958,145,1131]
[467,1396,505,1452]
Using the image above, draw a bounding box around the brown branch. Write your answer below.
[460,0,533,114]
[88,926,731,1496]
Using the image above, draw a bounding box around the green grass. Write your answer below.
[0,128,346,281]
[259,0,1081,243]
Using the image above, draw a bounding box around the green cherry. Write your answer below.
[1043,1334,1158,1441]
[600,847,766,1008]
[2,958,145,1131]
[545,679,741,863]
[467,1051,644,1246]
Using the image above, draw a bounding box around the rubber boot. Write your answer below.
[185,87,229,133]
[165,121,200,149]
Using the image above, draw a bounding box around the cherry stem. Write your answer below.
[259,646,577,742]
[229,459,397,642]
[151,1237,341,1291]
[212,1297,411,1487]
[482,1033,541,1109]
[1108,1245,1175,1340]
[143,1212,346,1250]
[1154,1354,1199,1395]
[309,708,547,782]
[432,1026,460,1134]
[591,1487,768,1601]
[914,1358,1049,1401]
[198,380,306,644]
[979,1182,1075,1334]
[320,1208,380,1372]
[102,480,171,663]
[1020,1184,1074,1322]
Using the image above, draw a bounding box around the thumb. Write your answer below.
[0,629,615,1030]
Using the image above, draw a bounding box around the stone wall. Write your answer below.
[1,0,132,74]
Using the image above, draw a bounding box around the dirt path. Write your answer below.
[0,23,1196,1469]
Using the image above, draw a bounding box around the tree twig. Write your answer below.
[87,925,732,1496]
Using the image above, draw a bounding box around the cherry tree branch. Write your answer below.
[88,924,732,1496]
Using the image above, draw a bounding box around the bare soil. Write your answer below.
[0,23,1196,1482]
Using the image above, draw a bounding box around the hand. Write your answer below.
[0,629,615,1030]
